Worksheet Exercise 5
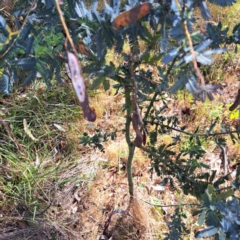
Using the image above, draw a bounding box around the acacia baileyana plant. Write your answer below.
[0,0,240,238]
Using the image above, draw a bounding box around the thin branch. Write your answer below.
[182,5,205,86]
[134,197,200,207]
[144,120,240,137]
[215,186,233,192]
[55,0,78,57]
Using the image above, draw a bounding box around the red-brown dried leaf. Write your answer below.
[112,2,152,30]
[78,40,90,56]
[142,129,146,145]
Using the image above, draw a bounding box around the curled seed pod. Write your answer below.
[67,51,96,122]
[142,128,146,146]
[132,111,143,147]
[229,89,240,111]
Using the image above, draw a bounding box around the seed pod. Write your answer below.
[67,51,96,122]
[132,111,143,147]
[229,89,240,111]
[112,2,152,30]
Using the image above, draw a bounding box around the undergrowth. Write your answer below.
[0,83,99,239]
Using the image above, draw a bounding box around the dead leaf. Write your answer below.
[132,111,143,147]
[17,221,28,229]
[78,39,90,56]
[23,118,38,141]
[53,123,66,132]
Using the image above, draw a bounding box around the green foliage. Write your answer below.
[164,207,190,240]
[195,194,240,239]
[79,129,117,152]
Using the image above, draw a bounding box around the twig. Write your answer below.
[144,120,240,137]
[221,145,228,176]
[134,197,200,207]
[182,4,205,86]
[215,186,233,192]
[215,141,229,187]
[175,0,205,86]
[34,200,53,217]
[55,0,78,57]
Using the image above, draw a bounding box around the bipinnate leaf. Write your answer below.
[215,189,234,200]
[233,24,240,44]
[67,52,96,122]
[186,76,222,101]
[23,69,37,85]
[198,209,207,226]
[199,2,212,20]
[45,0,54,9]
[208,0,236,6]
[170,77,188,94]
[0,16,8,37]
[0,73,10,94]
[195,226,219,238]
[184,40,226,66]
[206,211,220,227]
[112,2,152,30]
[162,48,180,65]
[90,76,103,90]
[13,57,36,70]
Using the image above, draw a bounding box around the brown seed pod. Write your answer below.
[67,51,96,122]
[229,89,240,111]
[132,111,143,147]
[112,2,152,30]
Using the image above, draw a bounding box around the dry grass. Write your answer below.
[0,81,201,239]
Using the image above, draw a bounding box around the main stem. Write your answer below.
[124,86,135,196]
